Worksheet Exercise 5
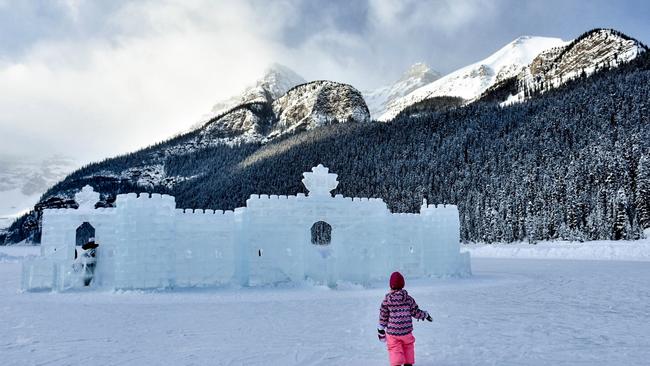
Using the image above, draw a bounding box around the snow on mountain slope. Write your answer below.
[0,156,78,229]
[363,63,441,119]
[198,102,274,144]
[198,64,306,128]
[72,81,369,193]
[198,80,370,144]
[0,188,38,230]
[499,29,649,105]
[270,81,370,137]
[378,36,567,121]
[188,63,309,142]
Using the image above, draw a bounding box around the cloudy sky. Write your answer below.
[1,0,648,164]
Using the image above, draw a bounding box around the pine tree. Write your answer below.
[636,154,650,231]
[613,188,629,240]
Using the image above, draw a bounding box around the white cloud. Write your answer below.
[367,0,495,33]
[57,0,83,23]
[0,1,285,163]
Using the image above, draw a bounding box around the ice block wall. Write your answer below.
[243,194,309,286]
[241,193,393,287]
[174,208,237,287]
[419,203,471,277]
[106,193,176,289]
[23,185,119,290]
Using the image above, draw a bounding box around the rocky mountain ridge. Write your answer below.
[69,80,369,193]
[198,80,370,144]
[495,29,649,105]
[206,64,306,121]
[377,36,567,120]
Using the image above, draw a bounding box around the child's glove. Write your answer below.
[377,328,386,342]
[426,313,433,322]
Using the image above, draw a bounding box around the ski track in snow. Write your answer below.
[1,247,649,365]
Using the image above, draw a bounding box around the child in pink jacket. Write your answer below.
[377,271,432,366]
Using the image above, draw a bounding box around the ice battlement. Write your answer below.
[115,192,176,209]
[247,193,305,201]
[23,165,471,291]
[419,200,459,219]
[176,209,235,216]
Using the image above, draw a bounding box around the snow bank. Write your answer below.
[464,239,650,261]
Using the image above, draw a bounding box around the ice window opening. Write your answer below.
[75,222,95,247]
[311,221,332,245]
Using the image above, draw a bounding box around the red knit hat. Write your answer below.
[390,271,405,290]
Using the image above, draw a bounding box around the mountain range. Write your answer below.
[2,28,648,245]
[197,28,645,125]
[362,62,442,118]
[376,35,567,120]
[489,28,648,105]
[0,156,78,231]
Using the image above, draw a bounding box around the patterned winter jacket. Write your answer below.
[379,289,428,336]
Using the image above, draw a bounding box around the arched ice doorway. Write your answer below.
[75,222,95,247]
[307,221,335,286]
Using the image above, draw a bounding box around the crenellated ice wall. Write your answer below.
[22,165,470,291]
[174,208,237,288]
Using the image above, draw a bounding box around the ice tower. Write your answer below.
[22,165,471,291]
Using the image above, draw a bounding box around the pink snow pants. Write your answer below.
[386,333,415,365]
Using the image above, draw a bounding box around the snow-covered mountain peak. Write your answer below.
[363,62,442,119]
[206,64,306,119]
[497,28,648,106]
[482,36,568,69]
[377,36,566,121]
[510,35,533,43]
[254,63,307,101]
[509,35,544,47]
[398,62,440,83]
[527,28,646,83]
[270,80,370,138]
[197,80,370,146]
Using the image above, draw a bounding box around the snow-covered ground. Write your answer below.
[1,246,649,365]
[465,238,650,262]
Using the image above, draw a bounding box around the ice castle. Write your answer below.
[22,165,471,291]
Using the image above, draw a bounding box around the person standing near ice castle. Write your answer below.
[75,237,99,286]
[377,271,432,366]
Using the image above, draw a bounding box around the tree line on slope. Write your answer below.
[167,52,650,243]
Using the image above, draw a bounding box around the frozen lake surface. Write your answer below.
[1,246,649,365]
